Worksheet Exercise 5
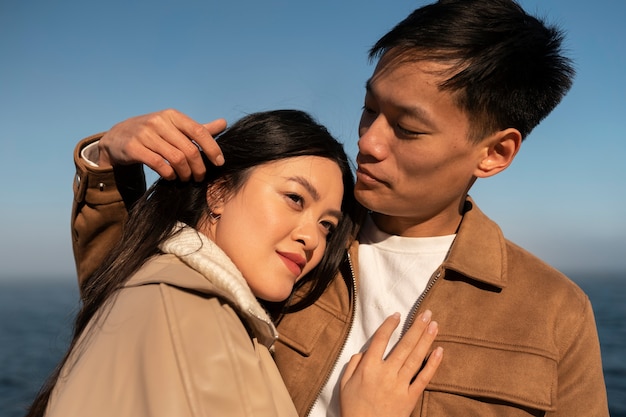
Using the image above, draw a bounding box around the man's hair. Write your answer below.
[370,0,575,141]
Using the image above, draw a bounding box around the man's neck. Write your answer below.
[370,210,463,237]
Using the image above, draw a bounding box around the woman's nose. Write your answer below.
[292,221,320,251]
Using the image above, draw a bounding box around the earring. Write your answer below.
[209,210,221,221]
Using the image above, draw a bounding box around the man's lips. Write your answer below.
[277,251,306,276]
[356,166,385,185]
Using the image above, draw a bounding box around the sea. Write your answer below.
[1,273,624,417]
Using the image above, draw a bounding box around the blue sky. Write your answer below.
[1,0,625,282]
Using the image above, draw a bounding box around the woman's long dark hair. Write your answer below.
[26,109,359,417]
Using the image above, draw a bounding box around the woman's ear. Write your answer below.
[206,183,225,220]
[474,128,522,178]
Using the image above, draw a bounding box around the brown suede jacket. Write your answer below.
[72,135,609,417]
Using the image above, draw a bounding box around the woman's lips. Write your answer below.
[277,251,306,276]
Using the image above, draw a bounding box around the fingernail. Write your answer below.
[421,309,432,322]
[215,154,225,166]
[427,321,438,334]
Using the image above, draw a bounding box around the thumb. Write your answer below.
[340,353,364,389]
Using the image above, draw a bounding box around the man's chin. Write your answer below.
[354,187,379,211]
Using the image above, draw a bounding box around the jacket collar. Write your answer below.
[442,197,508,289]
[351,197,508,290]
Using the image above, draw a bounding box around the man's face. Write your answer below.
[355,57,488,237]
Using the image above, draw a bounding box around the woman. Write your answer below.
[27,110,441,417]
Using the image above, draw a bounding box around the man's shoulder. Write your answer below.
[454,199,588,304]
[503,238,589,306]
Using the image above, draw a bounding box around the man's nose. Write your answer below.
[358,115,389,160]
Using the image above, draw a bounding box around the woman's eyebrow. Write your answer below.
[289,176,320,200]
[288,176,343,220]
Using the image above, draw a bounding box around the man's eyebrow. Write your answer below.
[365,79,437,131]
[289,176,343,220]
[364,78,374,96]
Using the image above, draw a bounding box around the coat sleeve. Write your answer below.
[71,134,146,286]
[549,296,609,417]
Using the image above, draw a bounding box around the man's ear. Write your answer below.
[474,128,522,178]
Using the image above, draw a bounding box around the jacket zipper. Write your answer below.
[401,268,443,337]
[305,252,358,417]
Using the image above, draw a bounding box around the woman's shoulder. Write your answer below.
[124,254,214,290]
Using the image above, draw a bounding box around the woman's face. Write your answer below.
[205,156,344,302]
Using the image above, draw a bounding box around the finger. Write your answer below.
[199,118,228,166]
[386,310,432,366]
[171,118,227,181]
[143,110,221,182]
[143,114,211,181]
[204,118,228,136]
[141,151,177,181]
[398,320,439,382]
[122,131,196,181]
[102,110,199,181]
[408,346,443,397]
[160,112,211,181]
[340,353,364,389]
[173,116,227,175]
[362,313,401,361]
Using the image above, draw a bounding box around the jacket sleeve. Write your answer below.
[550,296,609,417]
[71,134,146,286]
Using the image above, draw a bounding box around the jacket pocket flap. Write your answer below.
[429,337,557,411]
[276,302,349,357]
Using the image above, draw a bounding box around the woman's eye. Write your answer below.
[320,221,337,236]
[286,193,304,207]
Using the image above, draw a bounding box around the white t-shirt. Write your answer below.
[309,214,455,417]
[81,140,100,167]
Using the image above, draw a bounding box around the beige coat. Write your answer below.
[48,227,298,417]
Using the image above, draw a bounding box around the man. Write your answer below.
[71,0,608,415]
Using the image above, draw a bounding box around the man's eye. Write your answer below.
[397,124,424,137]
[362,105,377,115]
